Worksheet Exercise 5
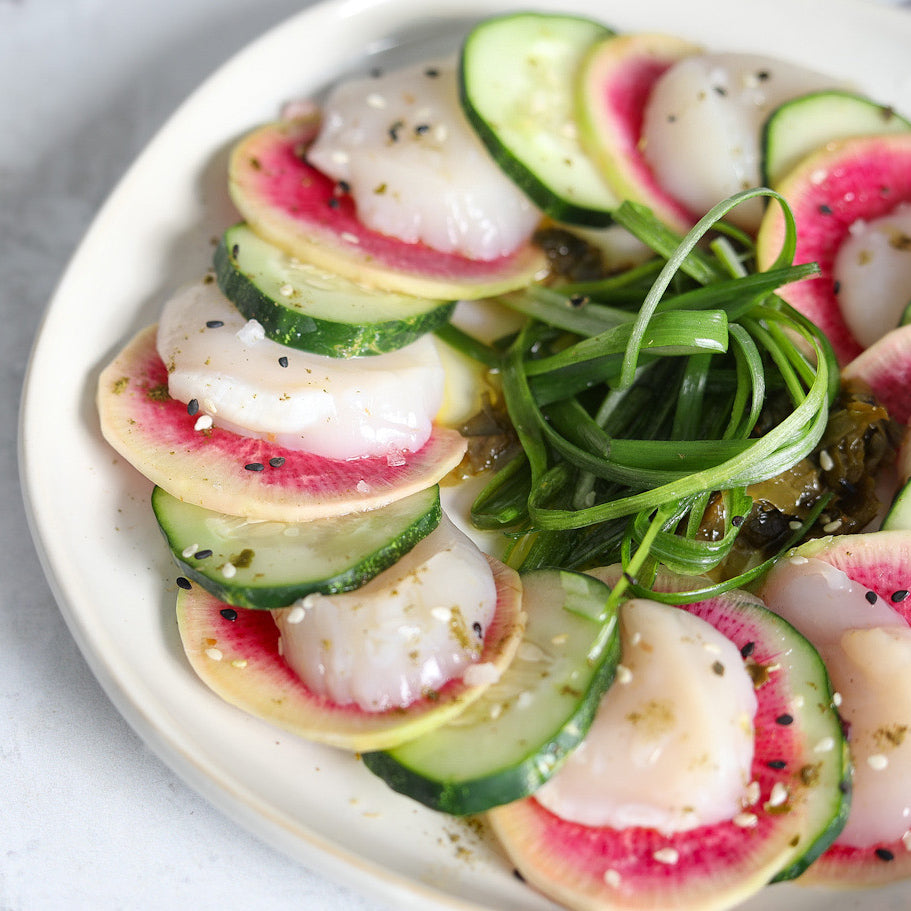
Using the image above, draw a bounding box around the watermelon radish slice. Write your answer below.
[175,555,524,751]
[842,324,911,424]
[227,115,548,300]
[97,325,466,522]
[761,530,911,887]
[576,33,701,234]
[756,133,911,365]
[487,571,849,911]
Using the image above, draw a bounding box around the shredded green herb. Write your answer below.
[440,188,839,608]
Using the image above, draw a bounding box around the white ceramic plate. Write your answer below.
[19,0,911,908]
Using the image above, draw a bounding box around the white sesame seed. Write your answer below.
[489,702,503,720]
[356,480,370,493]
[230,659,248,669]
[767,782,789,808]
[631,632,642,647]
[789,520,803,531]
[517,691,534,709]
[431,607,453,623]
[222,562,237,579]
[205,647,223,661]
[301,593,319,609]
[902,830,911,852]
[814,736,836,753]
[182,544,199,559]
[745,781,761,806]
[603,869,621,888]
[653,848,679,865]
[823,519,843,534]
[330,150,350,165]
[819,450,835,471]
[703,641,722,655]
[791,694,805,710]
[201,397,218,415]
[340,231,360,244]
[194,414,214,431]
[833,691,843,707]
[277,636,284,657]
[366,92,387,109]
[616,664,633,685]
[286,605,307,625]
[433,124,448,142]
[789,555,809,565]
[551,633,569,646]
[868,753,889,771]
[236,318,266,346]
[733,812,758,828]
[279,283,294,297]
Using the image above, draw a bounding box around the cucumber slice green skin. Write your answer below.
[762,90,911,188]
[882,478,911,531]
[459,12,620,227]
[152,484,442,610]
[215,224,456,358]
[362,569,620,815]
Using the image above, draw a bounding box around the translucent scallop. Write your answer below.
[156,279,444,460]
[307,58,540,260]
[761,556,911,846]
[834,203,911,348]
[535,598,757,833]
[272,516,497,713]
[641,53,837,231]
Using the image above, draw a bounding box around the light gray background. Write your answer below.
[2,0,906,909]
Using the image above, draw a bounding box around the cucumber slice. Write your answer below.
[763,90,911,187]
[215,224,456,357]
[459,12,620,226]
[882,478,911,531]
[152,484,441,609]
[361,568,620,815]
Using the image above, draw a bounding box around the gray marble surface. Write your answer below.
[2,1,391,908]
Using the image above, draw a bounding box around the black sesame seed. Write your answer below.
[245,462,265,472]
[220,607,239,621]
[473,621,483,637]
[875,848,895,862]
[568,293,590,308]
[414,123,430,135]
[865,590,878,605]
[278,355,289,368]
[231,243,240,259]
[513,869,526,883]
[327,197,340,209]
[740,641,755,658]
[732,515,745,528]
[187,398,200,416]
[206,319,225,329]
[766,759,787,770]
[370,66,382,78]
[818,203,833,215]
[776,713,795,726]
[712,661,725,676]
[891,589,909,602]
[424,67,439,78]
[388,120,404,142]
[194,549,213,560]
[268,456,286,468]
[713,85,727,96]
[833,280,841,295]
[176,577,192,590]
[756,70,770,81]
[337,180,351,194]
